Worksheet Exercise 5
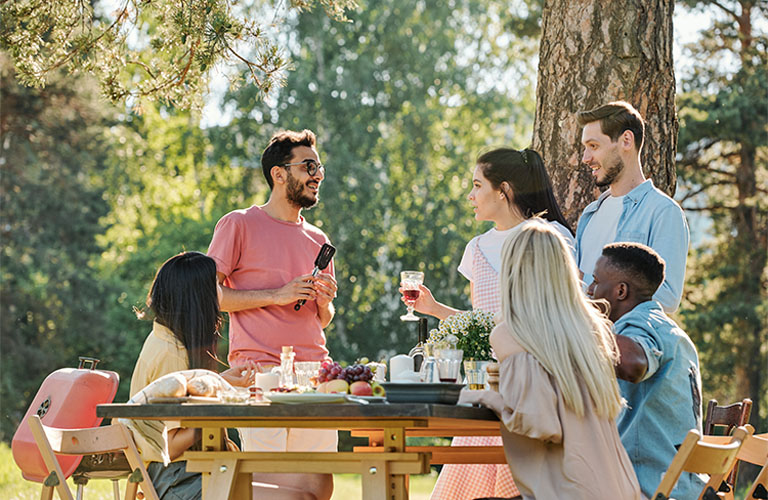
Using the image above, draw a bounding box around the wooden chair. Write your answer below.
[27,415,159,500]
[704,398,753,497]
[651,425,752,500]
[704,431,768,500]
[705,399,753,437]
[738,431,768,500]
[746,459,768,500]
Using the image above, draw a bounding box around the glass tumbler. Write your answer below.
[294,361,321,389]
[434,348,463,383]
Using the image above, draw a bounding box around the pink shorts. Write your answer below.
[239,427,338,452]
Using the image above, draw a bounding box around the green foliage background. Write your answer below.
[0,0,537,440]
[1,0,766,444]
[674,0,767,431]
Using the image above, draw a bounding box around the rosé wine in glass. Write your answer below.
[400,271,424,321]
[403,289,421,303]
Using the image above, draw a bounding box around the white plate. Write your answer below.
[354,396,386,403]
[266,392,347,404]
[147,396,220,404]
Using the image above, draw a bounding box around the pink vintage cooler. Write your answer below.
[12,357,119,482]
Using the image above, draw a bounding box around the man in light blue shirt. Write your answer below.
[588,242,703,499]
[576,101,689,312]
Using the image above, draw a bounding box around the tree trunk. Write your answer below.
[533,0,678,225]
[736,142,765,428]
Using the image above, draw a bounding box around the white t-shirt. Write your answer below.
[578,194,625,279]
[458,220,575,280]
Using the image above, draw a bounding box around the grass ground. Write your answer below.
[0,442,438,499]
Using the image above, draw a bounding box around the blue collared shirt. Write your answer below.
[615,301,704,500]
[576,179,689,312]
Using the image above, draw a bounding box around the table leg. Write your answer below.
[202,458,239,500]
[202,427,227,451]
[361,459,390,500]
[234,470,251,500]
[381,427,409,500]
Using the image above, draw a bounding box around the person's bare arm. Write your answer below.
[217,272,316,313]
[167,428,201,461]
[313,273,336,328]
[399,284,462,320]
[220,360,257,387]
[316,302,335,329]
[615,334,648,383]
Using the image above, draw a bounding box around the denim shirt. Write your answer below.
[576,179,689,312]
[615,301,704,500]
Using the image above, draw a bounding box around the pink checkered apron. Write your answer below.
[429,240,520,499]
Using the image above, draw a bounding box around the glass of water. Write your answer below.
[294,361,321,389]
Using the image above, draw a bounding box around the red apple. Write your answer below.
[350,381,373,396]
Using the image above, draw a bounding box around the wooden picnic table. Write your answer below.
[97,401,506,500]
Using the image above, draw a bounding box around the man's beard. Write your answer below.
[286,170,319,209]
[595,153,625,188]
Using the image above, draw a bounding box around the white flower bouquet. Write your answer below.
[426,310,496,360]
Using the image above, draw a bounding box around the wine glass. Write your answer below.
[400,271,424,321]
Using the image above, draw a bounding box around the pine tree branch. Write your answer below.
[678,160,738,179]
[710,0,740,21]
[683,204,735,212]
[172,43,196,88]
[125,59,157,80]
[678,139,718,163]
[225,44,264,88]
[680,179,734,202]
[702,165,737,178]
[30,1,129,78]
[123,44,198,99]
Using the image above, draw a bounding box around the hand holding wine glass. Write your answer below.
[399,283,435,313]
[399,271,424,321]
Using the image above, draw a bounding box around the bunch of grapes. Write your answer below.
[319,361,374,383]
[318,361,343,383]
[340,364,374,383]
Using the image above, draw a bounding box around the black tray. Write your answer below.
[381,382,465,405]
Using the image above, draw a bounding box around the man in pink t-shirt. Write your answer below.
[207,129,337,500]
[208,129,337,367]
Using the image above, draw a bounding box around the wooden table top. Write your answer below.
[97,402,499,424]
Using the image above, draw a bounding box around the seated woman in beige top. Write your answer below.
[460,219,643,500]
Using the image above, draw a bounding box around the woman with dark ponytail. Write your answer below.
[131,251,254,391]
[401,147,574,500]
[403,148,573,321]
[130,252,255,499]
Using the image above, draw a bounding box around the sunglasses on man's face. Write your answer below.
[280,160,325,177]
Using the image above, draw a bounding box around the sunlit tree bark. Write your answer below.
[533,0,677,224]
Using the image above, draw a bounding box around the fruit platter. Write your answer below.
[314,360,387,397]
[249,348,473,406]
[255,359,387,404]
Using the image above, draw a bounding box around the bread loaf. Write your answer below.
[146,373,187,398]
[187,374,220,397]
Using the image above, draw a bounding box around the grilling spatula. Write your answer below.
[295,243,336,311]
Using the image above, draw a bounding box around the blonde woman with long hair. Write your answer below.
[460,220,642,499]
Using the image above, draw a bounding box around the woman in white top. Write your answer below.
[408,147,574,319]
[403,148,574,500]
